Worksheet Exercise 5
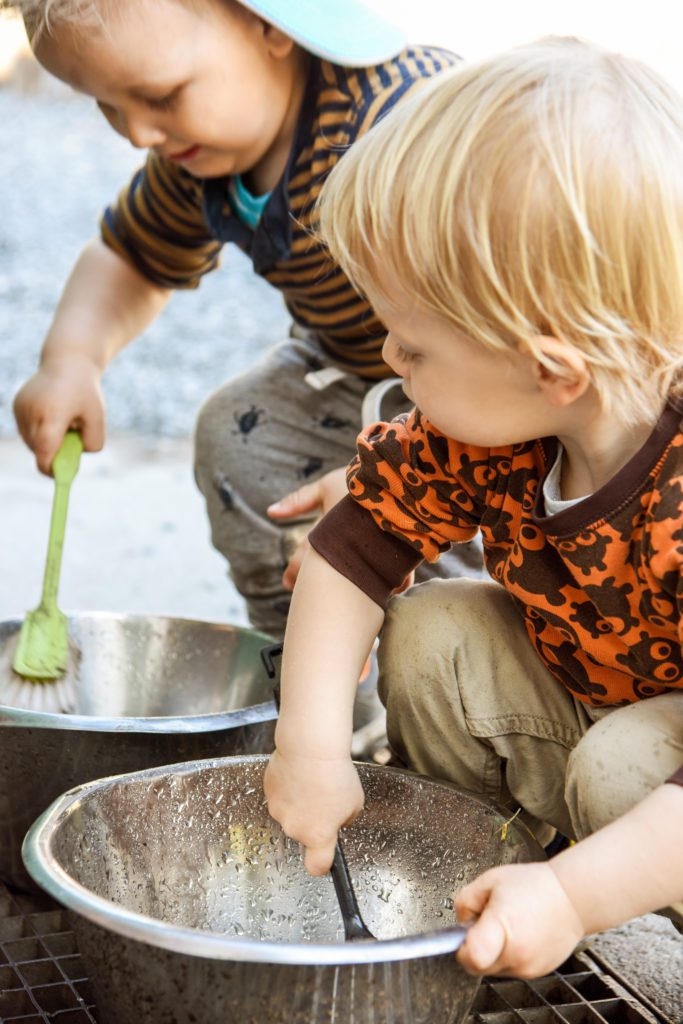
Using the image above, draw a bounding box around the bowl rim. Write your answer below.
[21,755,530,966]
[0,613,278,733]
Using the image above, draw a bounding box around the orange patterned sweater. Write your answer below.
[310,404,683,711]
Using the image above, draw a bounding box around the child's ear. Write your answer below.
[532,335,591,407]
[238,8,295,59]
[261,22,296,59]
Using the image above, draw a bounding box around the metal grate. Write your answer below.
[0,882,97,1022]
[0,881,664,1024]
[469,951,663,1024]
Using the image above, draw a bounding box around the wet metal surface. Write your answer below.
[0,615,277,890]
[24,757,544,1023]
[3,868,665,1024]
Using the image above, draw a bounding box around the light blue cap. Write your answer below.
[235,0,408,67]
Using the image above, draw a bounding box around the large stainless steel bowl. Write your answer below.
[0,614,277,889]
[24,755,543,1024]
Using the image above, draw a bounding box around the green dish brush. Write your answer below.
[12,431,83,682]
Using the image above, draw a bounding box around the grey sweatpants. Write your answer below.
[194,332,483,638]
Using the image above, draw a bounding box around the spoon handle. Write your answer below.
[331,839,374,941]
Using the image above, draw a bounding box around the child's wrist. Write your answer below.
[274,695,354,760]
[40,347,101,377]
[274,726,352,762]
[547,853,594,937]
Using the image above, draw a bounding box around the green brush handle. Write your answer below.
[40,432,83,613]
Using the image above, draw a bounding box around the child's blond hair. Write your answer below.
[1,0,221,38]
[318,37,683,426]
[1,0,103,34]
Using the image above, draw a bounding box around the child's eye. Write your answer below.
[146,89,181,112]
[395,343,420,363]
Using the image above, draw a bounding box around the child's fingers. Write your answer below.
[33,420,71,476]
[304,839,338,877]
[268,481,322,520]
[390,570,415,596]
[455,871,506,973]
[34,406,104,474]
[282,539,309,590]
[455,869,496,921]
[457,913,507,975]
[78,406,106,453]
[300,798,365,876]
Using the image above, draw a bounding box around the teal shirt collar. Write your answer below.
[228,174,272,230]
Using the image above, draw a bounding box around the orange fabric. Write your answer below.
[346,407,683,706]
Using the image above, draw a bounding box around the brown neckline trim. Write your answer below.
[533,402,682,538]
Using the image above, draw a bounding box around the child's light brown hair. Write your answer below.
[318,36,683,426]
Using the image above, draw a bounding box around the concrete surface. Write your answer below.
[592,916,683,1022]
[0,435,246,625]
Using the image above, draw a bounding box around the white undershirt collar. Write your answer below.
[543,442,591,515]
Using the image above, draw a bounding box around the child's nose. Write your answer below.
[382,334,405,377]
[125,116,166,150]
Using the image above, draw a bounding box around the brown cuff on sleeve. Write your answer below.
[309,496,423,609]
[667,765,683,787]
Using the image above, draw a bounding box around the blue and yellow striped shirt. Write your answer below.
[101,47,457,379]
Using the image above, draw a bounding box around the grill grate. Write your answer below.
[0,881,664,1024]
[468,952,662,1024]
[0,882,97,1022]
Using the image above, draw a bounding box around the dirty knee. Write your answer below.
[565,711,658,838]
[378,578,489,709]
[378,580,501,783]
[380,582,450,698]
[381,576,507,660]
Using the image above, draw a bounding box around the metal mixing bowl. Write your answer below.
[24,755,544,1024]
[0,614,277,889]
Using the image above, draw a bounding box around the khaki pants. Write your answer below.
[378,578,683,922]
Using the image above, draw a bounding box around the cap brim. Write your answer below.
[235,0,407,66]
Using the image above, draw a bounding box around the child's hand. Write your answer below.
[264,749,364,875]
[267,468,415,594]
[455,863,585,978]
[14,355,105,474]
[267,467,349,589]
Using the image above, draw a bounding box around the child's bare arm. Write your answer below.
[14,238,171,473]
[456,781,683,978]
[264,546,384,875]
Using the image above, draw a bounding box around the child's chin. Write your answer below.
[195,160,237,180]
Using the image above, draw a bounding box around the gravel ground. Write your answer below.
[0,79,289,440]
